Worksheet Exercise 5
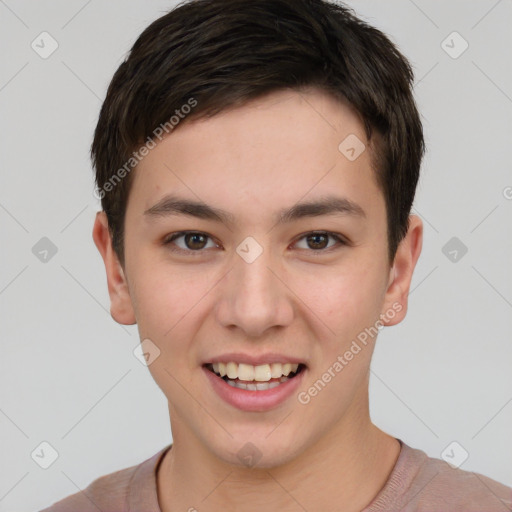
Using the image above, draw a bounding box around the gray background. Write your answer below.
[1,0,511,510]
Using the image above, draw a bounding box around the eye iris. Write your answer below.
[307,233,328,250]
[186,233,207,250]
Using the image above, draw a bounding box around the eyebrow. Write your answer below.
[143,193,366,225]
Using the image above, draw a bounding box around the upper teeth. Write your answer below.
[212,362,299,382]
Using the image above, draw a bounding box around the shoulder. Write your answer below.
[392,442,512,511]
[366,440,512,511]
[38,463,137,512]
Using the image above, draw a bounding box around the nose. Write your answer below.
[214,246,294,338]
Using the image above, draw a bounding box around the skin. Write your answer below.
[93,87,423,512]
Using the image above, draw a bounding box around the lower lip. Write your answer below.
[202,365,306,412]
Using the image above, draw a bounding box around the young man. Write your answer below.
[41,0,512,510]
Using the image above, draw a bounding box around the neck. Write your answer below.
[157,399,400,512]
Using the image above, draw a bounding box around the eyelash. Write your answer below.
[162,230,348,256]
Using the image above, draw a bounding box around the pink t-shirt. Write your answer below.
[39,438,512,511]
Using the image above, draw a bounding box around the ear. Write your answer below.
[92,211,136,325]
[380,214,423,326]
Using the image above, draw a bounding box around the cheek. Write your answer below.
[295,268,383,414]
[294,263,385,337]
[129,260,201,343]
[130,267,200,397]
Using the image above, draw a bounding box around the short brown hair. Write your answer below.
[91,0,424,267]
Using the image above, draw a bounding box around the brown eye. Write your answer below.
[164,231,218,253]
[294,231,346,252]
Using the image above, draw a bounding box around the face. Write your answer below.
[94,88,422,469]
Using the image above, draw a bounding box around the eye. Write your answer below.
[163,231,219,254]
[293,231,347,252]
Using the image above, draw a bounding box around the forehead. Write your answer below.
[127,88,384,224]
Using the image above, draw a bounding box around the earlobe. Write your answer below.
[92,211,136,325]
[381,215,423,326]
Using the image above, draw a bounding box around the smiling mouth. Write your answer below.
[204,362,306,391]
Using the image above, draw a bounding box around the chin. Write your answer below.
[207,430,306,470]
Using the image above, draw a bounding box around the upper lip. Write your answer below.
[203,352,307,367]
